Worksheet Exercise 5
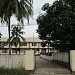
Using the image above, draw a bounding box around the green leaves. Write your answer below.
[0,0,33,54]
[41,41,47,47]
[0,0,33,24]
[37,0,75,51]
[7,24,25,48]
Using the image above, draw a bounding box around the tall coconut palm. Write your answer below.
[7,24,25,54]
[0,0,33,54]
[0,32,2,39]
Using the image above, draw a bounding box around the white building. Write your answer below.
[0,37,53,55]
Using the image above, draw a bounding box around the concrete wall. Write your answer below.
[40,52,69,63]
[70,50,75,72]
[53,52,69,63]
[25,50,35,70]
[0,54,25,68]
[40,55,53,60]
[0,50,35,70]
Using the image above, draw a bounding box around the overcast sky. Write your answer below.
[0,0,55,38]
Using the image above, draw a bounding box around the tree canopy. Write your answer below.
[7,24,25,54]
[8,24,25,47]
[0,0,33,54]
[0,0,33,23]
[36,0,75,51]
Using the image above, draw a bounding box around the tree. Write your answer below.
[36,0,75,51]
[41,40,47,47]
[0,32,2,39]
[7,24,25,54]
[0,0,33,54]
[0,32,2,47]
[63,0,75,12]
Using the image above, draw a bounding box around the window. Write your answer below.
[32,48,35,50]
[12,49,17,53]
[34,49,37,53]
[32,43,37,46]
[21,42,27,46]
[2,49,7,53]
[4,42,8,46]
[0,42,4,47]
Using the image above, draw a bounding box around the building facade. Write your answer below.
[0,37,53,55]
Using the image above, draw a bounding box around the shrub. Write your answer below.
[0,67,29,75]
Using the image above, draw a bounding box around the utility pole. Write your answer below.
[0,32,2,46]
[33,32,35,50]
[33,32,36,68]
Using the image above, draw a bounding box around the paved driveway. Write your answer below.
[32,56,72,75]
[36,56,68,68]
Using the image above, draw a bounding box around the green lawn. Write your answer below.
[0,67,29,75]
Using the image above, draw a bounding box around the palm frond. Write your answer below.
[8,23,26,47]
[19,34,26,42]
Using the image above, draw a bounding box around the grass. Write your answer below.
[0,67,29,75]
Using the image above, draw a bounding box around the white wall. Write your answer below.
[70,50,75,72]
[40,52,69,63]
[53,52,69,63]
[25,50,35,70]
[0,54,25,68]
[40,55,53,60]
[0,50,35,70]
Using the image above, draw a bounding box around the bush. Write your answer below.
[0,67,29,75]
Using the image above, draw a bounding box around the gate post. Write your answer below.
[70,50,75,74]
[25,50,35,70]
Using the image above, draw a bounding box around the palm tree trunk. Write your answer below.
[16,46,17,54]
[8,18,11,54]
[48,42,49,56]
[19,45,20,55]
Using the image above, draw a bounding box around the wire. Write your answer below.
[0,9,42,27]
[0,24,38,27]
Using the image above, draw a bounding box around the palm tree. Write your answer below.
[0,0,33,54]
[0,32,2,47]
[0,32,2,39]
[7,24,25,54]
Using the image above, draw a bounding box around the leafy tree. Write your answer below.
[0,0,33,54]
[63,0,75,12]
[41,40,47,47]
[7,24,25,54]
[37,0,75,52]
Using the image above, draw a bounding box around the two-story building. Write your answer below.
[0,37,53,55]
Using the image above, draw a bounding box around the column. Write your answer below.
[70,50,75,74]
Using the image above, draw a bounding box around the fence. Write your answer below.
[53,52,69,63]
[0,54,25,68]
[0,50,35,70]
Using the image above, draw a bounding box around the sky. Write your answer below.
[0,0,55,38]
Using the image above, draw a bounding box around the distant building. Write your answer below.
[0,37,53,55]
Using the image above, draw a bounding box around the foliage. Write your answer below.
[0,67,29,75]
[41,40,47,47]
[36,0,75,52]
[0,0,33,23]
[0,0,33,54]
[7,24,25,54]
[63,0,75,12]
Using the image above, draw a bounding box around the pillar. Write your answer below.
[25,50,35,70]
[70,50,75,74]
